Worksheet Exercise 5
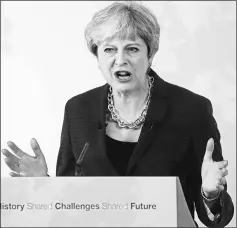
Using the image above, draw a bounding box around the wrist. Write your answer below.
[201,187,220,201]
[204,190,219,199]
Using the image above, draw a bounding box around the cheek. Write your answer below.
[98,55,113,69]
[134,57,149,72]
[98,57,113,79]
[98,57,108,71]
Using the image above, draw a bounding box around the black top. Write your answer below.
[106,135,137,176]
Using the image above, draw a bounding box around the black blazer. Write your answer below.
[56,69,234,227]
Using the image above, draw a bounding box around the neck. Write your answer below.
[112,83,149,122]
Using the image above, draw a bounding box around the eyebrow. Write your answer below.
[127,43,141,46]
[103,43,142,47]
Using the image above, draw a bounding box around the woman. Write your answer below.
[2,2,234,227]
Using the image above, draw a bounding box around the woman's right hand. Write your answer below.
[1,138,48,177]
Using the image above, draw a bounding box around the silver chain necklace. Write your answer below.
[107,76,154,129]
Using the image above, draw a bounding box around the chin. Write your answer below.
[113,83,136,94]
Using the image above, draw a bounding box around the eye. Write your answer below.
[128,47,139,52]
[104,48,116,53]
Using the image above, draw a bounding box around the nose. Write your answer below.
[115,50,128,66]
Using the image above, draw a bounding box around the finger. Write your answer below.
[203,138,214,161]
[2,149,11,157]
[220,177,227,185]
[217,175,227,185]
[217,160,228,169]
[30,138,44,158]
[216,184,224,192]
[7,141,28,158]
[9,172,24,177]
[4,157,21,173]
[2,149,19,160]
[221,168,228,177]
[2,149,19,163]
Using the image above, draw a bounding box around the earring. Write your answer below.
[146,64,152,75]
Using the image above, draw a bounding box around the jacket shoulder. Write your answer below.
[66,84,107,108]
[165,81,212,110]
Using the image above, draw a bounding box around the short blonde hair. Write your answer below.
[84,1,160,59]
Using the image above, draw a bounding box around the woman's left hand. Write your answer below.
[201,138,228,198]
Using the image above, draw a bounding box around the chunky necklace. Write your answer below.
[107,76,154,129]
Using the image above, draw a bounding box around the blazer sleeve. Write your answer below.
[56,101,76,176]
[190,98,234,228]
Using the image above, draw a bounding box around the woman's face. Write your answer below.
[97,36,153,93]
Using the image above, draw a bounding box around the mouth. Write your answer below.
[114,71,132,82]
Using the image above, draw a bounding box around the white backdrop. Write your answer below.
[1,1,236,227]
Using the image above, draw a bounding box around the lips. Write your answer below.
[114,70,132,82]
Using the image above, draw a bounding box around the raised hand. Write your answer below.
[1,138,48,177]
[201,138,228,198]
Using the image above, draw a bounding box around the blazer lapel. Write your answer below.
[126,70,169,175]
[81,84,119,176]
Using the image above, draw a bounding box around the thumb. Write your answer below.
[203,138,214,161]
[30,138,44,158]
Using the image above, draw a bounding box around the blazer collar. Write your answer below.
[145,68,169,125]
[96,83,109,131]
[125,69,170,174]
